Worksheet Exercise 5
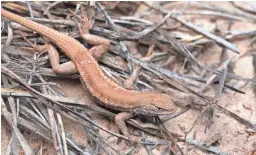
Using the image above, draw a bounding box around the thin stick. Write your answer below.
[1,67,133,142]
[143,2,239,54]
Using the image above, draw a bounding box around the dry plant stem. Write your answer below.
[11,123,34,155]
[3,2,28,12]
[26,98,49,127]
[109,41,251,87]
[216,67,228,97]
[231,2,256,14]
[26,2,34,18]
[1,88,117,118]
[2,2,256,154]
[2,77,21,154]
[1,99,34,155]
[19,103,50,130]
[2,2,41,17]
[5,8,169,108]
[123,44,154,89]
[186,138,229,155]
[32,18,76,26]
[121,12,173,40]
[156,116,185,155]
[48,108,59,154]
[28,54,35,84]
[171,16,239,54]
[1,88,181,140]
[56,114,68,155]
[56,113,68,155]
[85,128,121,155]
[2,96,95,153]
[199,57,233,93]
[3,6,177,141]
[97,16,152,27]
[100,12,174,41]
[205,62,231,132]
[160,105,190,123]
[133,57,256,129]
[40,75,65,155]
[195,2,256,21]
[5,134,13,155]
[19,30,47,52]
[120,44,252,82]
[1,67,133,142]
[169,10,246,21]
[2,77,18,126]
[143,2,239,54]
[2,24,13,53]
[2,9,177,113]
[66,138,94,154]
[165,36,203,69]
[226,29,256,40]
[95,2,134,70]
[29,52,62,153]
[43,1,63,15]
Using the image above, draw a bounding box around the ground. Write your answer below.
[1,1,256,155]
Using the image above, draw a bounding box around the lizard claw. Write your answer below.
[70,4,93,35]
[80,8,90,34]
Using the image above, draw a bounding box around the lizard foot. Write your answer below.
[115,112,143,145]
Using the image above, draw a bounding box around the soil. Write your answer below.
[1,1,256,155]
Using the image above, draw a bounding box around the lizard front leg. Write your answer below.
[115,112,132,137]
[115,112,141,143]
[19,31,78,74]
[46,33,110,75]
[81,33,110,60]
[115,105,159,143]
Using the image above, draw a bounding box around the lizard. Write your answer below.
[1,8,177,141]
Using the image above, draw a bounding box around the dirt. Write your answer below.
[1,1,256,155]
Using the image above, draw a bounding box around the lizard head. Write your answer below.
[133,93,177,116]
[151,94,177,113]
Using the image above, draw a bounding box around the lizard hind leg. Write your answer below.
[76,7,110,60]
[19,32,78,74]
[47,44,78,74]
[115,112,141,144]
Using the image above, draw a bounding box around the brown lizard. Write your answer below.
[2,8,177,141]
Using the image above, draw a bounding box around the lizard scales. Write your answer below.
[2,9,176,112]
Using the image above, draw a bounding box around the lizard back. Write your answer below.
[2,9,176,113]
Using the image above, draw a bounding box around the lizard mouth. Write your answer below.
[154,108,176,115]
[133,107,175,116]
